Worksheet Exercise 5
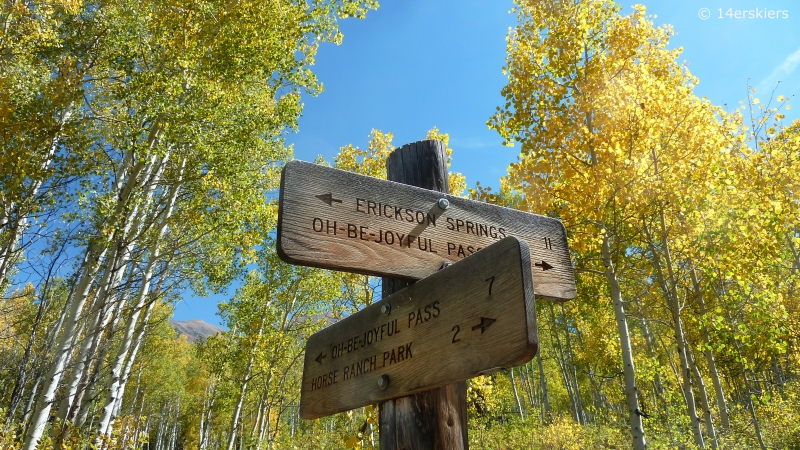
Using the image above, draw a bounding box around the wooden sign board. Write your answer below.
[299,236,538,419]
[277,160,575,301]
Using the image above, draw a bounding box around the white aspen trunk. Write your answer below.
[227,305,274,450]
[6,277,57,429]
[509,368,525,420]
[528,362,547,423]
[22,292,78,430]
[258,372,274,448]
[666,283,705,446]
[646,215,705,449]
[168,398,180,450]
[251,397,265,447]
[56,243,127,427]
[367,412,376,450]
[562,307,587,424]
[58,152,163,426]
[602,234,646,450]
[200,373,223,450]
[556,345,579,422]
[146,408,152,446]
[156,404,166,450]
[22,253,104,450]
[647,146,705,447]
[688,345,718,449]
[721,299,767,450]
[74,268,136,428]
[128,357,145,417]
[198,400,207,449]
[16,292,69,426]
[227,336,259,450]
[22,276,73,426]
[170,423,178,450]
[690,268,731,430]
[0,107,72,285]
[523,362,535,410]
[0,203,25,286]
[199,384,214,450]
[587,368,607,420]
[133,397,146,448]
[549,304,580,423]
[56,291,110,425]
[51,304,101,443]
[21,372,43,429]
[32,298,90,430]
[636,296,665,398]
[22,148,148,450]
[122,385,144,450]
[63,262,129,425]
[290,405,296,441]
[106,165,173,424]
[111,296,159,420]
[96,160,183,441]
[256,399,269,450]
[536,351,551,419]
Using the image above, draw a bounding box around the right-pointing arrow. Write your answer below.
[471,317,497,334]
[535,261,553,271]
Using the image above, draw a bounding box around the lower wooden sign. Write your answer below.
[299,236,538,419]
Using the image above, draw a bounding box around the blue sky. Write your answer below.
[173,0,799,327]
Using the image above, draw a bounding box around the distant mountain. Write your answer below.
[171,319,224,343]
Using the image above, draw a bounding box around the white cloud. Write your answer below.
[756,45,800,97]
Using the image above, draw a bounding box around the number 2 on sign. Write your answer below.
[451,325,461,343]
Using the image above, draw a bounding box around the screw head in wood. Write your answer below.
[381,304,391,316]
[438,198,449,210]
[378,375,389,390]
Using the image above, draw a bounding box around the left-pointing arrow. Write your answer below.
[315,352,327,364]
[316,193,343,206]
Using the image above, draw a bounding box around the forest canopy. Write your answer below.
[1,0,798,449]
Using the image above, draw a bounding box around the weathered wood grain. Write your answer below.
[381,140,467,450]
[298,236,538,419]
[277,159,576,301]
[378,140,469,450]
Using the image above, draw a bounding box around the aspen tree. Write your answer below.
[13,0,378,446]
[489,2,656,446]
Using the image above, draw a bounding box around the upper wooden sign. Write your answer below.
[278,160,576,301]
[299,236,538,419]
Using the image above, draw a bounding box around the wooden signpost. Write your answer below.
[277,140,576,449]
[299,236,538,419]
[277,160,576,302]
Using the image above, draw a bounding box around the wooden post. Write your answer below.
[379,140,469,449]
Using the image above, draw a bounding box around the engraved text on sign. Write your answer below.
[299,237,539,419]
[278,160,576,301]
